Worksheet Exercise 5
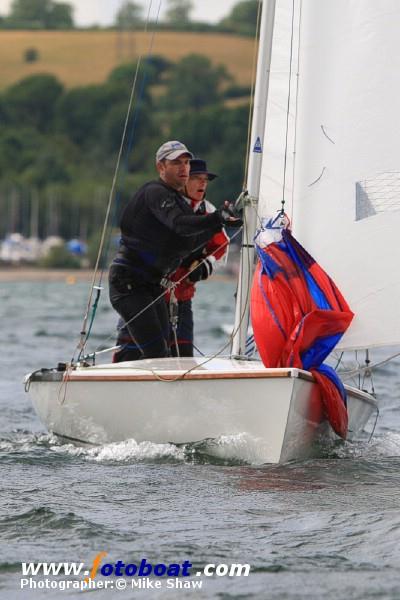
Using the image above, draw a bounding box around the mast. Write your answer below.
[231,0,276,357]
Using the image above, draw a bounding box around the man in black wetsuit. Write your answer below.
[109,140,242,361]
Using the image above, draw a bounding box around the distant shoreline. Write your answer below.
[0,268,95,282]
[0,268,235,283]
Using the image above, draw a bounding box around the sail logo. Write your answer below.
[253,136,263,153]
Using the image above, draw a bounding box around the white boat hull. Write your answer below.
[25,357,377,464]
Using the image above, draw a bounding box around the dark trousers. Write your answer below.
[170,299,194,357]
[109,265,169,361]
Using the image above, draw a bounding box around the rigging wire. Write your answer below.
[289,0,302,226]
[68,0,283,374]
[229,200,254,359]
[57,2,163,406]
[71,0,261,367]
[341,349,376,396]
[339,350,400,381]
[104,214,252,383]
[232,1,268,359]
[243,0,263,189]
[362,349,375,396]
[114,215,251,381]
[80,227,244,362]
[74,0,161,362]
[356,349,361,389]
[280,0,296,216]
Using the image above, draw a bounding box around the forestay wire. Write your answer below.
[74,0,162,363]
[243,0,263,189]
[253,0,298,228]
[280,0,296,216]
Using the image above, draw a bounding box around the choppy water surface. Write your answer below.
[1,276,400,599]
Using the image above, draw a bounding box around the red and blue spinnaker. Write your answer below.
[250,223,353,438]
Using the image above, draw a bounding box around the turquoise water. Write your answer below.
[1,277,400,599]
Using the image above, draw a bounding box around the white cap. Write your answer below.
[156,140,193,162]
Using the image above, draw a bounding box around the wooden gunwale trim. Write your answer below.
[40,368,376,406]
[65,370,296,382]
[343,385,378,406]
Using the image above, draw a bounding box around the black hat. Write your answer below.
[190,159,218,181]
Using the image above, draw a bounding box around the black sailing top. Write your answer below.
[114,179,223,282]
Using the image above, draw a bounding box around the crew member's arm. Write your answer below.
[147,186,241,236]
[187,229,230,282]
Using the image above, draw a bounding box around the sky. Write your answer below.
[0,0,240,26]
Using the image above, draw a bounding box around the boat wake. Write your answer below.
[183,433,270,465]
[0,430,270,465]
[349,431,400,459]
[2,430,400,466]
[48,432,269,465]
[51,438,187,463]
[310,431,400,463]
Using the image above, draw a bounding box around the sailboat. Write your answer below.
[24,0,393,464]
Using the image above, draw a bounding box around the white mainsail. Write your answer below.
[259,0,400,351]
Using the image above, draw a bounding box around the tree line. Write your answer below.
[0,53,251,249]
[0,0,260,37]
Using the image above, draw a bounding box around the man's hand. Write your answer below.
[218,201,243,228]
[187,258,214,283]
